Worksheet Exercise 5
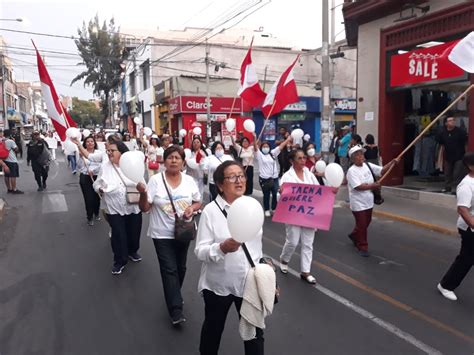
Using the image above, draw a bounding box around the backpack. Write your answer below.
[0,140,9,160]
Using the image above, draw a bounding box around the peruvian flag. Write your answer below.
[237,39,267,107]
[445,31,474,73]
[33,41,76,141]
[261,56,299,118]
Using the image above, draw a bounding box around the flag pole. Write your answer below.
[57,99,71,129]
[256,101,277,142]
[379,83,474,183]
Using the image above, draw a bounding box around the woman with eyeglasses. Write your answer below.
[137,145,202,326]
[195,160,264,355]
[202,141,233,201]
[92,141,143,275]
[254,135,292,217]
[278,149,320,284]
[76,135,102,226]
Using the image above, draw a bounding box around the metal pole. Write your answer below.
[321,0,331,157]
[263,65,268,91]
[205,39,211,141]
[1,54,8,129]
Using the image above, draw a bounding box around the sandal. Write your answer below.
[300,274,317,284]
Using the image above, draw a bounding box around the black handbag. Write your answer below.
[366,163,384,205]
[162,173,196,242]
[260,152,276,192]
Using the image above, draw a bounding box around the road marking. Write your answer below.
[263,236,474,346]
[268,256,442,355]
[42,192,68,213]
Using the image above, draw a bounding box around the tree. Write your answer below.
[72,15,124,124]
[69,97,102,127]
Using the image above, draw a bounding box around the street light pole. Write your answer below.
[0,54,8,129]
[205,39,211,141]
[321,0,331,158]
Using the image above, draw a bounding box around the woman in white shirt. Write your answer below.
[76,136,102,226]
[203,141,233,201]
[437,152,474,301]
[279,149,320,284]
[93,141,143,275]
[195,160,264,355]
[186,136,208,197]
[232,134,255,196]
[144,135,164,177]
[137,146,202,326]
[346,145,398,257]
[254,135,292,217]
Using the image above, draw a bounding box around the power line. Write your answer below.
[0,27,78,40]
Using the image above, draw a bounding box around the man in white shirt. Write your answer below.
[0,129,24,194]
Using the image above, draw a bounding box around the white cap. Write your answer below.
[151,134,158,138]
[341,125,351,130]
[348,144,366,157]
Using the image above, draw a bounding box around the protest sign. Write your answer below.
[272,183,336,230]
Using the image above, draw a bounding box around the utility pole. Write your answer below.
[0,54,8,129]
[263,65,268,91]
[205,39,211,141]
[321,0,331,158]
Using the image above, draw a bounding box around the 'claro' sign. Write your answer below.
[389,40,466,89]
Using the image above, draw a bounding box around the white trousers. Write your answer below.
[280,225,316,273]
[50,148,56,160]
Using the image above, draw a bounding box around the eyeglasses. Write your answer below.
[224,174,247,183]
[106,149,118,154]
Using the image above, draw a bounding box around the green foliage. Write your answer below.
[68,97,102,127]
[72,15,124,123]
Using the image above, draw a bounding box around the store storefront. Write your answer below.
[332,98,356,131]
[169,95,249,148]
[252,96,321,149]
[379,2,474,187]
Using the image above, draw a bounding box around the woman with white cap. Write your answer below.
[346,145,398,257]
[143,135,164,177]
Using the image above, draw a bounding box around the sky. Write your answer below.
[0,0,345,100]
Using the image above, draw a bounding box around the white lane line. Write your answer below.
[267,256,442,355]
[42,192,68,213]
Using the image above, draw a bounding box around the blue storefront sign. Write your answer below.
[253,96,322,150]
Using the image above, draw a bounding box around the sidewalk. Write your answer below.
[336,186,458,236]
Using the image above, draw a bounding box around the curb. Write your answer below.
[339,201,457,236]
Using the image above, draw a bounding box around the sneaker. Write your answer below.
[7,189,13,193]
[171,314,186,326]
[42,182,47,189]
[358,250,370,257]
[12,190,24,194]
[72,170,77,175]
[348,234,356,246]
[95,215,101,221]
[437,283,457,301]
[129,253,142,262]
[111,264,125,275]
[441,188,451,193]
[279,261,288,274]
[87,219,94,226]
[264,210,271,217]
[37,187,43,192]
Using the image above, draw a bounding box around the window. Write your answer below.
[141,60,150,90]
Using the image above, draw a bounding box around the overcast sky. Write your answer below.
[0,0,345,100]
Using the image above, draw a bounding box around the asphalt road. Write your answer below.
[1,153,473,355]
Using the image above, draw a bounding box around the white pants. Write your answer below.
[280,225,316,273]
[50,148,56,160]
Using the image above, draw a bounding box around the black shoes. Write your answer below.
[171,314,186,326]
[111,264,125,275]
[128,253,142,262]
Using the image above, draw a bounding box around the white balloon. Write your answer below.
[225,119,236,132]
[119,151,145,184]
[325,163,344,187]
[243,119,255,133]
[186,158,199,170]
[227,196,264,243]
[291,128,304,139]
[82,129,91,138]
[303,134,311,142]
[184,148,192,160]
[315,160,327,174]
[193,127,202,135]
[179,129,187,138]
[143,127,153,137]
[133,116,141,125]
[66,127,75,138]
[105,133,111,140]
[63,139,77,155]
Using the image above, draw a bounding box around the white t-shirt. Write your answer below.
[5,138,18,163]
[347,162,382,211]
[203,154,233,184]
[234,145,255,167]
[147,172,201,239]
[456,175,474,231]
[256,147,281,179]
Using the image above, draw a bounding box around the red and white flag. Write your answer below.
[446,31,474,73]
[261,56,299,118]
[238,39,267,107]
[33,41,76,141]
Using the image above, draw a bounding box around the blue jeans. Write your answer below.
[68,154,77,172]
[107,212,142,267]
[259,177,279,211]
[153,238,191,319]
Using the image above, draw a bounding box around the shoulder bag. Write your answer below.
[214,200,279,304]
[366,162,384,205]
[112,164,140,204]
[162,173,196,242]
